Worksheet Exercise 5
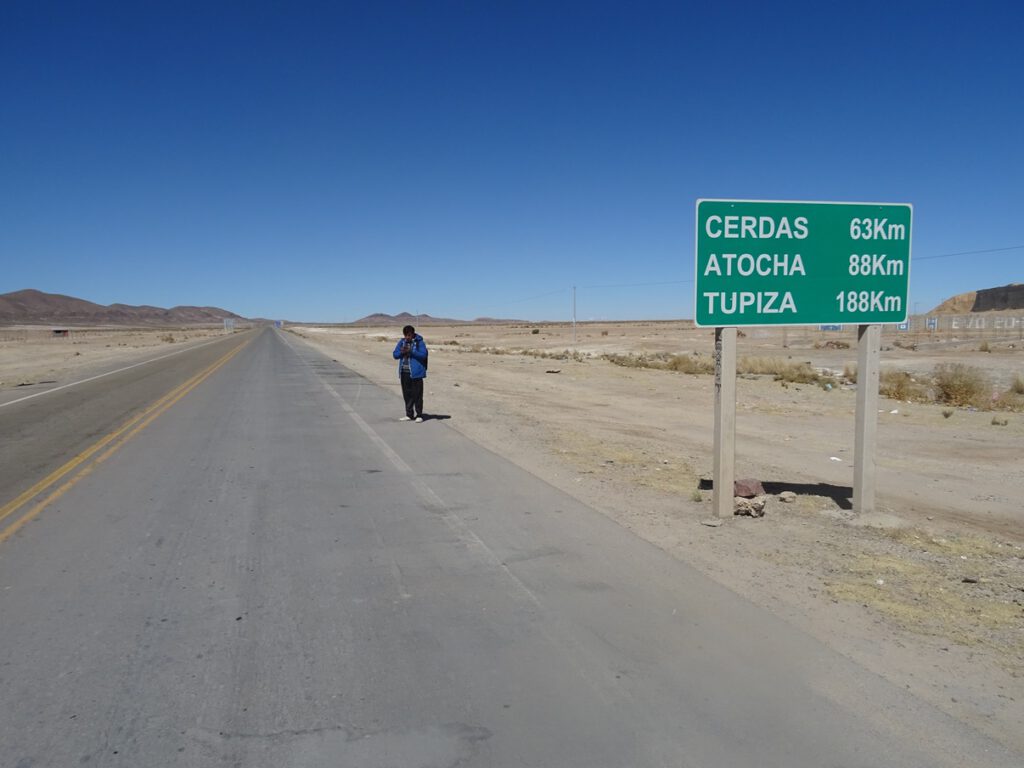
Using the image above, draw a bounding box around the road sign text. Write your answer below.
[695,200,912,327]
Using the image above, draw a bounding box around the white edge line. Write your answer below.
[277,330,547,608]
[0,333,241,410]
[279,329,633,706]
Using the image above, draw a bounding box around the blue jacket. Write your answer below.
[393,334,428,379]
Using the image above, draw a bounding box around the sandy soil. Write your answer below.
[0,327,228,392]
[291,321,1024,753]
[3,322,1021,751]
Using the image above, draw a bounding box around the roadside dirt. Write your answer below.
[291,321,1024,753]
[0,327,226,393]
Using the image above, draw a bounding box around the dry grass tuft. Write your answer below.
[881,529,1014,558]
[826,532,1024,656]
[604,353,714,375]
[550,428,699,495]
[738,356,835,386]
[879,369,931,402]
[526,349,586,362]
[993,390,1024,413]
[932,363,990,408]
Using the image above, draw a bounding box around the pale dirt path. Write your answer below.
[290,323,1024,755]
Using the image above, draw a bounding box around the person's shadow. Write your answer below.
[419,413,452,421]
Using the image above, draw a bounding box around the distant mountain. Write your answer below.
[931,283,1024,314]
[350,312,525,325]
[0,289,247,326]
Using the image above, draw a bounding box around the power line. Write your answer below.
[582,278,693,289]
[913,244,1024,261]
[500,288,567,305]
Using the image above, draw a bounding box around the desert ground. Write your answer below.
[0,326,230,391]
[3,320,1022,751]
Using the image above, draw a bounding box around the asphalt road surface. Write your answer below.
[0,327,1019,767]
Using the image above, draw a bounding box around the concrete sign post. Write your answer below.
[695,199,912,516]
[712,327,737,519]
[853,324,881,513]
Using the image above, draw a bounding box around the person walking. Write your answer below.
[393,324,428,422]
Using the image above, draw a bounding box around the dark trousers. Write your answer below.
[400,372,423,418]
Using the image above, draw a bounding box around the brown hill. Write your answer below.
[352,312,450,326]
[931,283,1024,314]
[0,289,246,326]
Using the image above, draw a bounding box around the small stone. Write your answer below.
[700,518,723,527]
[734,478,765,498]
[779,491,797,503]
[734,495,767,517]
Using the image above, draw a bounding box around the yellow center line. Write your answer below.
[0,338,249,544]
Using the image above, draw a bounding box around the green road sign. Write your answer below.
[694,200,912,327]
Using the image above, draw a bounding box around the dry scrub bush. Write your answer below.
[992,389,1024,412]
[932,363,989,408]
[606,354,839,387]
[879,369,931,402]
[738,357,834,386]
[604,353,713,375]
[527,349,586,362]
[604,354,647,369]
[992,375,1024,411]
[663,354,715,374]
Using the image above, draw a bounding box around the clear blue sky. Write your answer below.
[2,1,1021,322]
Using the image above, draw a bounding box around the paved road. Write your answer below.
[0,331,256,508]
[0,327,1019,767]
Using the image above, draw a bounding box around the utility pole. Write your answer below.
[572,285,576,348]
